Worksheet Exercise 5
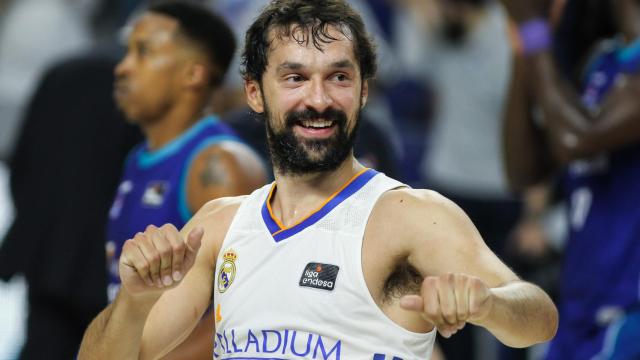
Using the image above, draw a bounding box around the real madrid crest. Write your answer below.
[217,249,237,293]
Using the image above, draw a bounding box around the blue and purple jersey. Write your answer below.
[105,115,239,301]
[548,38,640,359]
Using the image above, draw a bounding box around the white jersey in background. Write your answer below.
[213,169,435,360]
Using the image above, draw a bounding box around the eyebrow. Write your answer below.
[276,59,356,73]
[277,62,303,72]
[331,60,355,70]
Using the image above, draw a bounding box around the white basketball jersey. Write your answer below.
[212,169,436,360]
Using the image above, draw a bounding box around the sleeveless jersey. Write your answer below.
[548,38,640,359]
[212,169,436,360]
[106,115,239,302]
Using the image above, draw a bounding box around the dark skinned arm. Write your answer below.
[527,52,640,164]
[187,141,267,212]
[502,0,640,166]
[503,52,555,192]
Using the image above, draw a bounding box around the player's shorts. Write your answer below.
[545,310,640,360]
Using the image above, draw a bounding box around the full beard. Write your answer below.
[263,105,359,176]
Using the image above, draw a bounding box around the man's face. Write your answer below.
[246,25,368,175]
[114,13,187,124]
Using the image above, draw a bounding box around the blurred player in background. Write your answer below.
[503,0,640,358]
[106,1,266,358]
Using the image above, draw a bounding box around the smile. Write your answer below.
[294,120,337,139]
[299,119,335,129]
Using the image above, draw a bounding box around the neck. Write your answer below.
[270,156,365,227]
[620,6,640,42]
[142,98,208,151]
[623,28,640,44]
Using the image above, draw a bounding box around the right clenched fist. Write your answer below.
[119,224,203,296]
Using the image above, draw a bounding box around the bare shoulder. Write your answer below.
[191,195,247,231]
[370,188,518,284]
[184,195,248,259]
[372,188,471,232]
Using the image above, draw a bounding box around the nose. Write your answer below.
[303,77,334,113]
[114,53,133,78]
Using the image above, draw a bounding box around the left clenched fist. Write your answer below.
[400,273,493,338]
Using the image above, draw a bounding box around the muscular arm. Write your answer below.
[387,189,558,347]
[187,141,267,212]
[78,291,159,359]
[527,52,640,163]
[78,198,241,360]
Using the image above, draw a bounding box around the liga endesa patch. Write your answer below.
[299,262,339,291]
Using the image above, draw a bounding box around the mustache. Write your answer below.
[285,108,347,127]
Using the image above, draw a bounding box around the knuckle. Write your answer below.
[424,305,439,319]
[123,239,135,249]
[172,243,185,253]
[148,254,160,266]
[470,278,485,291]
[444,314,456,324]
[424,276,438,288]
[137,262,149,273]
[159,246,172,258]
[441,304,455,317]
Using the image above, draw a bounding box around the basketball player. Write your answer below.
[105,2,266,358]
[502,0,640,358]
[79,1,557,358]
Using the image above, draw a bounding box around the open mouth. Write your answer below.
[297,119,336,129]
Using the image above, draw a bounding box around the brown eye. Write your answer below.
[332,73,348,82]
[286,75,303,83]
[137,44,148,57]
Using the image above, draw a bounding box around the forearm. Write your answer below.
[531,53,640,160]
[526,53,591,161]
[475,281,558,348]
[78,292,157,359]
[503,54,553,191]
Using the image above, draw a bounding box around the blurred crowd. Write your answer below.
[0,0,638,359]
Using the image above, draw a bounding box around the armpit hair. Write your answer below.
[382,259,422,304]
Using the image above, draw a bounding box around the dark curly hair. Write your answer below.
[241,0,377,83]
[149,0,236,88]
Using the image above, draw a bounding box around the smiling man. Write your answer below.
[79,1,557,359]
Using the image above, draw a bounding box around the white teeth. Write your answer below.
[301,119,334,128]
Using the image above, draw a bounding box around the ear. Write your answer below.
[184,62,209,89]
[360,80,369,108]
[245,79,264,113]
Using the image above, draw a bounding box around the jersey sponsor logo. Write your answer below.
[109,180,133,219]
[213,328,341,359]
[299,263,339,291]
[141,181,169,207]
[218,249,238,293]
